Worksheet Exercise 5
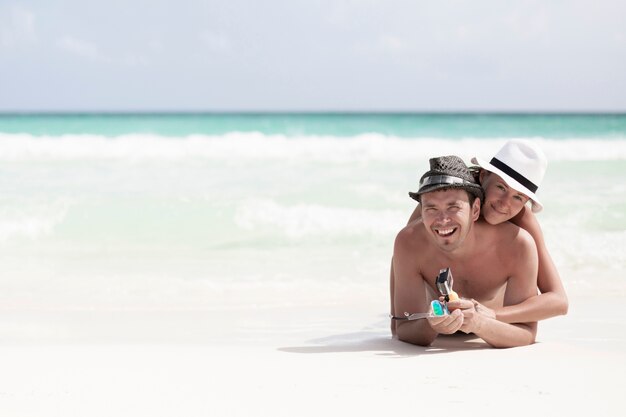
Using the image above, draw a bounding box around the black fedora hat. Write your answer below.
[409,155,484,203]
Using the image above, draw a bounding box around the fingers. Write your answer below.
[430,299,490,335]
[446,298,474,311]
[470,298,496,319]
[459,320,472,334]
[459,304,485,334]
[428,309,463,334]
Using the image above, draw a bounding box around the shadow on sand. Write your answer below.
[278,330,490,357]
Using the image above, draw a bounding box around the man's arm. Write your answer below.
[391,203,427,336]
[456,229,539,348]
[392,226,439,346]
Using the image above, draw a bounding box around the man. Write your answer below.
[391,156,538,348]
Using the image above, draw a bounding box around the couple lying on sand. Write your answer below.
[390,140,568,348]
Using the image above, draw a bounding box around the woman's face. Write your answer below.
[480,171,530,225]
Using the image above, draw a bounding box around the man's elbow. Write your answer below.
[398,333,435,347]
[397,326,436,347]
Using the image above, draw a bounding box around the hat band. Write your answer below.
[419,175,473,191]
[489,158,538,193]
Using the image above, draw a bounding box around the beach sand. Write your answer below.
[1,293,623,416]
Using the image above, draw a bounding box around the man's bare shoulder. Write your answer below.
[393,219,434,265]
[395,218,427,248]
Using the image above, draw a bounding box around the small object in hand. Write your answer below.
[430,299,449,316]
[447,290,459,301]
[435,268,455,301]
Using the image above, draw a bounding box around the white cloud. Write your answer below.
[353,33,411,59]
[148,39,164,52]
[503,7,550,41]
[377,34,408,52]
[2,0,625,111]
[199,30,232,52]
[56,36,108,62]
[0,6,38,48]
[122,54,149,67]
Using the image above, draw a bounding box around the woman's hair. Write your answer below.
[469,166,483,184]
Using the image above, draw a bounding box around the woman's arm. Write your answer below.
[494,205,569,323]
[407,204,421,225]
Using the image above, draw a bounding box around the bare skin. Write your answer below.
[497,204,568,322]
[390,171,568,330]
[392,188,538,348]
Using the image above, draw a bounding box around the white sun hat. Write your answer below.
[471,139,547,213]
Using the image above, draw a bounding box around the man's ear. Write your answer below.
[471,197,481,221]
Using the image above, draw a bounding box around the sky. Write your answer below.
[1,0,625,112]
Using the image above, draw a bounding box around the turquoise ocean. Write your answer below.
[1,113,625,311]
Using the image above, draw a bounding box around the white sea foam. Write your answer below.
[0,203,68,243]
[235,199,404,238]
[1,131,625,310]
[0,133,625,162]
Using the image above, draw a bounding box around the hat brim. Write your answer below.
[409,183,483,203]
[471,156,543,213]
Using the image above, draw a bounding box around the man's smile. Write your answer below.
[434,227,457,237]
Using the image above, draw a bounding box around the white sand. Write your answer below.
[0,294,624,416]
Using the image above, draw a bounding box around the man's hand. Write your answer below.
[427,308,463,334]
[446,298,485,334]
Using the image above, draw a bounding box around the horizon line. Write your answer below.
[1,110,626,116]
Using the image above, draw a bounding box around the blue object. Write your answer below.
[431,300,449,316]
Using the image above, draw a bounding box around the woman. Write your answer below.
[391,139,568,328]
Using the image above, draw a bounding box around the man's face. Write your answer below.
[480,171,530,225]
[421,188,480,252]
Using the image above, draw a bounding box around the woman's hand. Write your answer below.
[471,298,497,320]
